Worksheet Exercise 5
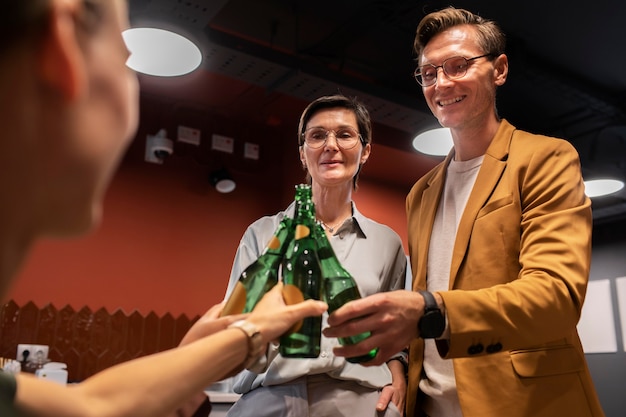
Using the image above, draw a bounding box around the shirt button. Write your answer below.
[320,351,328,358]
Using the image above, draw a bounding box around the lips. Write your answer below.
[321,160,342,166]
[437,96,464,107]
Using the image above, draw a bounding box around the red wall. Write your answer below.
[5,141,412,318]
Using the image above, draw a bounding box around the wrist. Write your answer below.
[227,320,265,369]
[417,290,445,339]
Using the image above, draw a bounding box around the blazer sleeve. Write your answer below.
[438,135,592,358]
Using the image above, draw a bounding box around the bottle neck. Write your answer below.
[263,218,294,257]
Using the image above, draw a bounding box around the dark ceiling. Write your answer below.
[127,0,626,224]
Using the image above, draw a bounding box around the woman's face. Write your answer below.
[299,107,370,189]
[43,0,139,236]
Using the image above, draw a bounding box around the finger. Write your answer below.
[180,313,247,346]
[255,282,286,310]
[326,296,377,326]
[376,385,393,411]
[333,336,398,367]
[323,312,380,339]
[208,301,225,318]
[286,299,328,317]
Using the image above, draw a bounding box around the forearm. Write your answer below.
[388,358,406,387]
[15,328,248,417]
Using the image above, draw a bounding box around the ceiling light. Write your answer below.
[412,128,453,156]
[584,179,625,198]
[122,28,202,76]
[210,168,236,194]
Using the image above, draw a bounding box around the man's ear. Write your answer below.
[38,0,86,101]
[493,53,508,87]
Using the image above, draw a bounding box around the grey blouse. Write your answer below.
[224,201,408,394]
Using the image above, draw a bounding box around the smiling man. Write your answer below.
[323,7,605,417]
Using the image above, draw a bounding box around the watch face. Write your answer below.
[419,310,445,338]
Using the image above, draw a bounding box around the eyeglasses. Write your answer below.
[302,127,363,149]
[414,53,494,87]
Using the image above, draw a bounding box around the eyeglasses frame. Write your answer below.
[301,127,365,150]
[414,53,495,87]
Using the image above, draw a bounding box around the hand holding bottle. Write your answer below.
[247,282,327,345]
[313,221,379,363]
[220,217,294,317]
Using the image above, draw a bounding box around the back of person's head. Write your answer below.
[413,7,506,61]
[0,1,49,56]
[297,94,372,190]
[1,0,106,60]
[1,0,137,240]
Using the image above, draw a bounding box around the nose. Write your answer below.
[435,66,453,87]
[323,131,340,149]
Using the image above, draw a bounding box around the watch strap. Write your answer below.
[228,320,264,369]
[418,290,445,338]
[419,290,438,312]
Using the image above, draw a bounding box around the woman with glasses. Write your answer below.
[324,7,604,417]
[202,95,408,417]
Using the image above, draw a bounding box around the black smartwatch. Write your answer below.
[418,290,445,338]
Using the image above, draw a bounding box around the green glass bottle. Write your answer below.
[314,220,379,363]
[220,217,294,316]
[279,184,322,358]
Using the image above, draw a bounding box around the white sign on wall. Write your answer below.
[615,277,626,352]
[577,279,618,353]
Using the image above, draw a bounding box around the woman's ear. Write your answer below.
[299,146,307,169]
[38,0,86,101]
[360,143,371,165]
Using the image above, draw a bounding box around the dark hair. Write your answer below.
[297,95,372,190]
[0,0,105,56]
[0,0,49,54]
[414,7,506,61]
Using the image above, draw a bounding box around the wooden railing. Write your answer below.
[0,300,199,382]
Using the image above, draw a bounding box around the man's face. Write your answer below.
[419,25,501,132]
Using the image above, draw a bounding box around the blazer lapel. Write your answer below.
[414,155,451,291]
[448,121,516,288]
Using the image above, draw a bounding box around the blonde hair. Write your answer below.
[414,7,505,61]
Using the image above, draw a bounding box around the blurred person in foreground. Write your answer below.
[323,7,604,417]
[0,1,326,416]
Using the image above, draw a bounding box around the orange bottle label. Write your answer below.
[295,225,310,240]
[220,282,247,317]
[267,235,281,250]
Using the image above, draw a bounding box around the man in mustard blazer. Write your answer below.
[324,6,605,417]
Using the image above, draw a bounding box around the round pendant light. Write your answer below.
[123,28,202,77]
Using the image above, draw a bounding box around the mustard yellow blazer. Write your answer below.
[406,120,604,417]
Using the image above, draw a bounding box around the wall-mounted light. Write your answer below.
[412,127,453,156]
[122,28,202,77]
[210,168,236,194]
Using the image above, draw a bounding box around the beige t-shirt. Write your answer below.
[420,155,484,417]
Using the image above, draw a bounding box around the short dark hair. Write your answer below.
[297,95,372,190]
[0,0,105,56]
[0,0,48,54]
